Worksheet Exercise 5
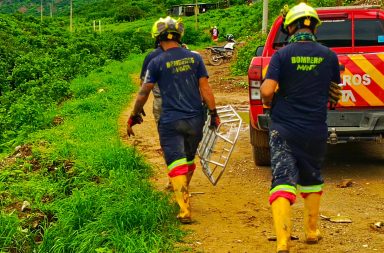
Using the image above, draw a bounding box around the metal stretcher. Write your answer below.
[197,105,242,185]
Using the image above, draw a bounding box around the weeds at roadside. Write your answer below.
[0,57,185,252]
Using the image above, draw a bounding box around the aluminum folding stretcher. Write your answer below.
[197,105,242,185]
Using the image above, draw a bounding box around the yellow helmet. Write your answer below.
[283,3,321,29]
[151,16,184,40]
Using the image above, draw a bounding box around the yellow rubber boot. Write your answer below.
[304,193,322,244]
[271,197,292,253]
[170,175,192,224]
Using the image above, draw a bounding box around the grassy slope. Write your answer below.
[0,56,183,252]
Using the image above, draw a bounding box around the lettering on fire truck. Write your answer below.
[339,74,371,102]
[341,90,356,103]
[340,74,371,86]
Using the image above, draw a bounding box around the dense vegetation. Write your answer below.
[0,13,154,152]
[1,58,183,252]
[0,0,242,20]
[2,1,293,152]
[0,0,355,252]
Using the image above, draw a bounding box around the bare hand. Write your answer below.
[127,124,135,137]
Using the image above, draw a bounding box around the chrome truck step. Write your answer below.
[197,105,242,186]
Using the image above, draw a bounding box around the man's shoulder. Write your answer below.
[145,47,163,60]
[173,48,202,59]
[187,48,202,57]
[182,48,203,60]
[147,49,166,64]
[308,43,338,60]
[311,42,333,53]
[279,42,331,55]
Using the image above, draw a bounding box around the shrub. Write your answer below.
[231,32,267,76]
[115,5,145,22]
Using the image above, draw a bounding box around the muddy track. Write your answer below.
[120,51,384,253]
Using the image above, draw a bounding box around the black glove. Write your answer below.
[127,113,143,137]
[329,81,342,104]
[209,109,220,130]
[128,113,143,127]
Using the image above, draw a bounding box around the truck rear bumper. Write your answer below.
[327,111,384,135]
[257,111,384,143]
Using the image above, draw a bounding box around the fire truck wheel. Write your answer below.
[250,127,271,166]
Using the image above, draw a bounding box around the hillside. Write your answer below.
[1,0,379,19]
[0,0,221,19]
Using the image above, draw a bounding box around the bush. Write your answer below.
[182,25,211,44]
[231,32,267,76]
[115,5,145,22]
[0,14,154,152]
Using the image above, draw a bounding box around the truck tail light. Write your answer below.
[250,80,261,100]
[248,65,262,105]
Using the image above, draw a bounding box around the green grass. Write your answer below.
[0,213,23,250]
[0,55,184,252]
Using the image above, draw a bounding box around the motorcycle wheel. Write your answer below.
[208,54,223,66]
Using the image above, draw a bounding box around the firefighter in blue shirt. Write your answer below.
[261,3,341,252]
[127,16,220,224]
[140,37,198,192]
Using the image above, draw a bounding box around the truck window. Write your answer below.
[355,19,384,46]
[316,20,352,47]
[272,29,289,49]
[272,19,352,49]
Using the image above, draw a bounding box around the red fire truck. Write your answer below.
[248,5,384,166]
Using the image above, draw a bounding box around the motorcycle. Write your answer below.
[205,36,237,66]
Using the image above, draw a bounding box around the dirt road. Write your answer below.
[120,53,384,253]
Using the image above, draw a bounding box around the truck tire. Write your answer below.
[209,54,223,66]
[250,126,271,166]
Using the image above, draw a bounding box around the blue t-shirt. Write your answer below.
[144,47,209,123]
[265,42,341,140]
[140,47,163,81]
